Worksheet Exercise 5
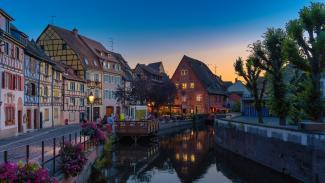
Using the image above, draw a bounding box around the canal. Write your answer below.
[88,124,301,183]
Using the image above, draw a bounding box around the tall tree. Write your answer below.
[284,2,325,121]
[252,28,288,126]
[234,57,267,123]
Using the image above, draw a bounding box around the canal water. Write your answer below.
[88,124,301,183]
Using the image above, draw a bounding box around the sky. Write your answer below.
[1,0,318,81]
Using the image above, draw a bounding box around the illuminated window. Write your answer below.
[190,82,195,89]
[196,94,202,102]
[175,83,179,89]
[182,96,187,102]
[181,69,188,76]
[181,83,187,89]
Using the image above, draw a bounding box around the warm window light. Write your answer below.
[196,94,202,102]
[175,83,179,89]
[190,82,195,88]
[182,83,187,89]
[88,92,95,104]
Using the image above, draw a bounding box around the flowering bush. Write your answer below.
[59,142,87,177]
[0,161,57,183]
[81,122,107,143]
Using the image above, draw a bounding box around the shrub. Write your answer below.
[81,122,107,144]
[0,161,57,183]
[59,142,87,177]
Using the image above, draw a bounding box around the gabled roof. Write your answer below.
[147,62,165,73]
[179,55,226,95]
[25,40,55,65]
[0,9,14,21]
[43,25,99,69]
[79,35,119,63]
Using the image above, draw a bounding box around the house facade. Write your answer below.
[24,40,41,131]
[171,55,227,115]
[63,67,86,124]
[52,64,63,125]
[0,9,27,138]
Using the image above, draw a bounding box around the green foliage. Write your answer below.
[284,2,325,121]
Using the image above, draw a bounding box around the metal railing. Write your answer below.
[0,130,97,176]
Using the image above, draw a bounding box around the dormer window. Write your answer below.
[5,19,10,32]
[84,58,88,65]
[181,69,188,76]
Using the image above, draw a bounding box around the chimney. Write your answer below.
[235,78,238,82]
[72,28,78,36]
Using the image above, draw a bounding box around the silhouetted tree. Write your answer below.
[284,2,325,121]
[252,28,288,126]
[234,57,267,123]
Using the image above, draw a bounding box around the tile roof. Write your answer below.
[47,25,100,70]
[180,55,226,95]
[147,62,163,72]
[25,40,55,65]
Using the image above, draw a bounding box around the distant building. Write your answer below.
[171,55,227,114]
[134,61,168,83]
[226,79,250,111]
[0,9,27,138]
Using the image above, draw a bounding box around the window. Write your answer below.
[80,98,84,107]
[94,60,97,66]
[175,83,179,89]
[104,74,109,83]
[5,106,15,125]
[69,112,75,121]
[84,58,88,65]
[181,69,188,76]
[181,83,187,89]
[104,90,110,99]
[4,42,9,55]
[70,82,76,91]
[80,84,84,92]
[44,86,48,96]
[182,96,187,102]
[196,94,202,102]
[62,43,67,50]
[94,74,99,82]
[70,98,75,105]
[31,83,36,96]
[44,109,49,121]
[5,19,10,32]
[16,47,19,59]
[190,82,195,89]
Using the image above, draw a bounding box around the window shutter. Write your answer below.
[19,48,23,61]
[20,76,24,91]
[13,75,16,90]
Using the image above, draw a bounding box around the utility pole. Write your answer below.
[208,64,218,75]
[108,38,114,51]
[49,16,56,25]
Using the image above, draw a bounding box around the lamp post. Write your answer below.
[88,92,95,122]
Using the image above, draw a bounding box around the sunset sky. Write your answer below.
[1,0,316,81]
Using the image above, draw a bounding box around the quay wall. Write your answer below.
[214,119,325,183]
[159,120,193,133]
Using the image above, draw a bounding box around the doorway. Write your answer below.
[27,110,32,129]
[93,107,100,120]
[40,112,43,129]
[34,109,38,129]
[18,110,23,133]
[106,106,114,116]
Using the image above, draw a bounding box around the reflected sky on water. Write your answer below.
[89,125,301,183]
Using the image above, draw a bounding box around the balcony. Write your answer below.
[86,80,102,89]
[24,95,39,105]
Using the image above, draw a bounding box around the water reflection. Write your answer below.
[89,126,301,183]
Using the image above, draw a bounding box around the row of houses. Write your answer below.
[0,9,131,139]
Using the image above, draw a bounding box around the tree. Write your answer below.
[284,2,325,121]
[234,57,267,123]
[251,28,288,126]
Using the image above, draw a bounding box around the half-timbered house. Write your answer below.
[62,67,86,124]
[52,64,63,126]
[24,40,41,130]
[37,25,103,121]
[0,9,27,138]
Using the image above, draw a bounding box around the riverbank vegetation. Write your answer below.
[234,2,325,125]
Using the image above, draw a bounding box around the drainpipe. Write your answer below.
[51,69,54,128]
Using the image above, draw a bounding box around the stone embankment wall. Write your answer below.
[215,119,325,183]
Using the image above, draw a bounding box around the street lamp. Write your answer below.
[88,92,95,122]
